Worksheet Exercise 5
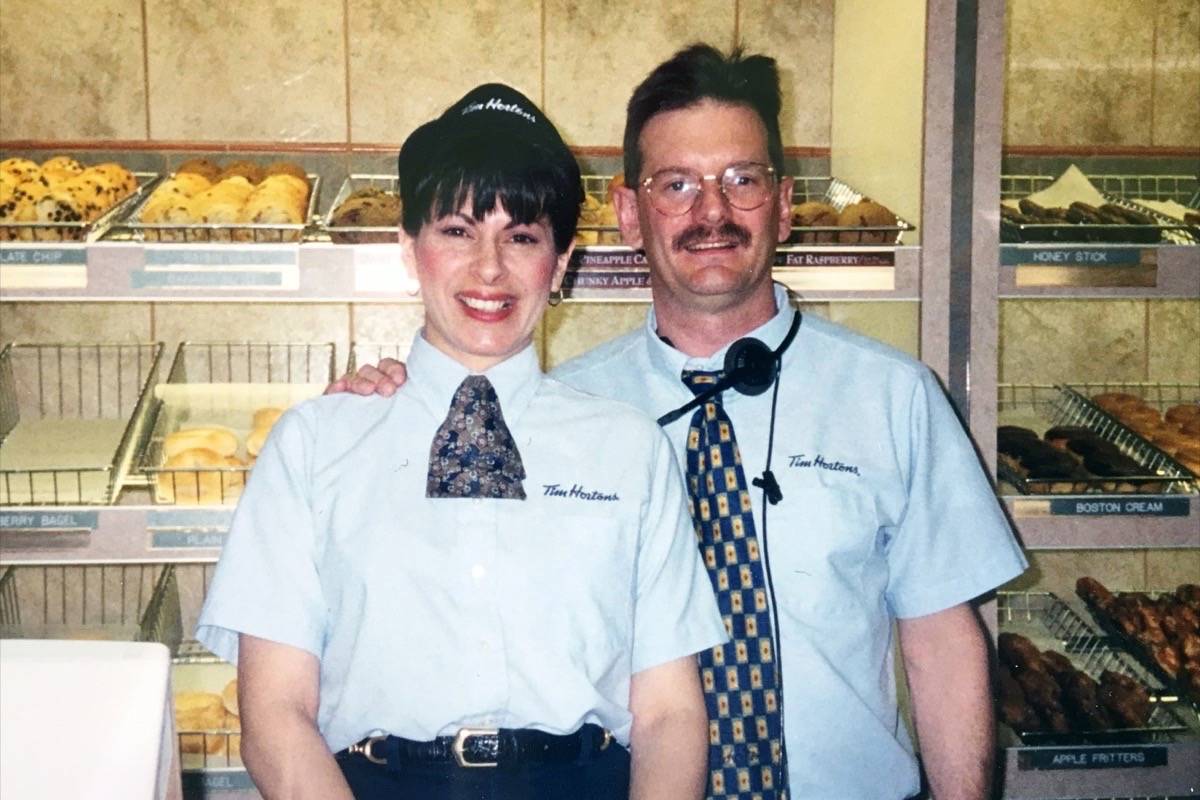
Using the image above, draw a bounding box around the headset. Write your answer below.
[656,308,801,505]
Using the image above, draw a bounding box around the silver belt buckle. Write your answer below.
[347,733,387,765]
[452,726,500,768]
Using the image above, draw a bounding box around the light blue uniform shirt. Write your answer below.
[555,284,1028,799]
[196,335,726,753]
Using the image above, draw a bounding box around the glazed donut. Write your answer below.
[163,426,239,459]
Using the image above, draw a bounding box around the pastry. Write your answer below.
[221,679,239,716]
[791,201,839,243]
[176,158,223,183]
[0,157,40,184]
[1165,404,1200,426]
[252,407,285,430]
[163,426,239,459]
[836,198,897,244]
[161,448,245,505]
[329,190,402,243]
[264,161,308,183]
[217,160,266,185]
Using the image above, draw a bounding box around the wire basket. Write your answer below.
[319,174,401,244]
[138,342,336,505]
[0,563,182,654]
[347,341,413,374]
[123,174,321,243]
[573,174,915,247]
[0,342,163,505]
[1000,173,1199,245]
[996,383,1196,495]
[997,590,1192,744]
[0,172,160,243]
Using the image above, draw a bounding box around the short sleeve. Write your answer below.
[631,428,728,673]
[884,369,1027,619]
[195,407,327,663]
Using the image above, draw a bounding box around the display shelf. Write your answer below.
[1000,740,1200,799]
[0,239,923,302]
[1005,494,1200,549]
[0,503,229,564]
[999,243,1199,298]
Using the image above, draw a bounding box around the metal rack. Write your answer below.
[1000,173,1199,244]
[318,174,401,243]
[123,174,321,243]
[0,172,160,243]
[996,384,1196,495]
[138,342,336,505]
[0,562,181,652]
[0,342,163,505]
[997,591,1193,744]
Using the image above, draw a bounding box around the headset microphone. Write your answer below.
[656,310,801,428]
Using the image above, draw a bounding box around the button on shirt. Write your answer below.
[555,284,1028,799]
[196,336,727,753]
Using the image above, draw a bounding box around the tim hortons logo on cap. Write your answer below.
[461,97,537,124]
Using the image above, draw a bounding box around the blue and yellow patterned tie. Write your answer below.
[683,370,787,800]
[427,375,526,499]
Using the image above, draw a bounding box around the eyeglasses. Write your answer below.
[640,162,777,216]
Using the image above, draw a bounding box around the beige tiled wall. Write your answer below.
[999,299,1200,385]
[1004,549,1200,595]
[0,1,830,147]
[1004,0,1200,147]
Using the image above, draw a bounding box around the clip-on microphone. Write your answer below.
[657,310,801,505]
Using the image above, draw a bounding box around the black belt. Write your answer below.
[341,724,614,769]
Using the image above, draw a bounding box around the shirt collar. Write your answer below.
[645,282,795,374]
[405,332,542,424]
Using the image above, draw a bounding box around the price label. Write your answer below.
[775,250,895,267]
[1002,246,1156,288]
[133,245,299,291]
[0,510,98,532]
[1048,498,1190,517]
[147,507,233,549]
[0,244,88,289]
[1018,746,1167,771]
[353,243,416,293]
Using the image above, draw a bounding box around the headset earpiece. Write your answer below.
[723,337,778,396]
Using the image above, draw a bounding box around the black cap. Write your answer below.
[399,83,569,180]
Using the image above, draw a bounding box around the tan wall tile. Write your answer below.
[541,301,647,370]
[543,0,736,147]
[738,0,834,147]
[824,301,920,358]
[348,0,542,144]
[150,303,350,380]
[0,0,147,140]
[1145,548,1200,590]
[999,299,1148,383]
[1152,0,1200,147]
[0,303,153,343]
[1004,1,1155,145]
[349,303,427,370]
[1147,299,1200,384]
[144,1,346,142]
[1003,549,1147,594]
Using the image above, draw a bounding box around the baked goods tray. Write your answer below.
[0,172,160,243]
[1074,580,1200,710]
[1000,172,1199,245]
[121,173,321,243]
[0,563,182,655]
[1064,381,1200,479]
[996,383,1196,495]
[573,174,915,246]
[997,590,1193,744]
[316,174,400,244]
[785,176,915,245]
[136,341,336,505]
[0,342,163,505]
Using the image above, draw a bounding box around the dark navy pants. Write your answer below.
[336,743,631,799]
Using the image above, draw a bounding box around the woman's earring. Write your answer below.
[548,288,564,307]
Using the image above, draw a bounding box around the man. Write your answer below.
[336,44,1027,800]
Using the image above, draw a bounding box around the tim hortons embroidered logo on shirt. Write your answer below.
[787,453,861,477]
[541,483,620,502]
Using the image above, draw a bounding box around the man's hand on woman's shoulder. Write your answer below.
[324,358,409,397]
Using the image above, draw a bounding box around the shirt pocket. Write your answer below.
[495,506,636,659]
[763,485,886,619]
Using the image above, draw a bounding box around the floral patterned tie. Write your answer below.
[683,370,788,800]
[427,375,526,500]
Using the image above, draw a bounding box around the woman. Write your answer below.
[196,84,725,800]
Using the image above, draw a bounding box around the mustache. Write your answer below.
[672,222,752,252]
